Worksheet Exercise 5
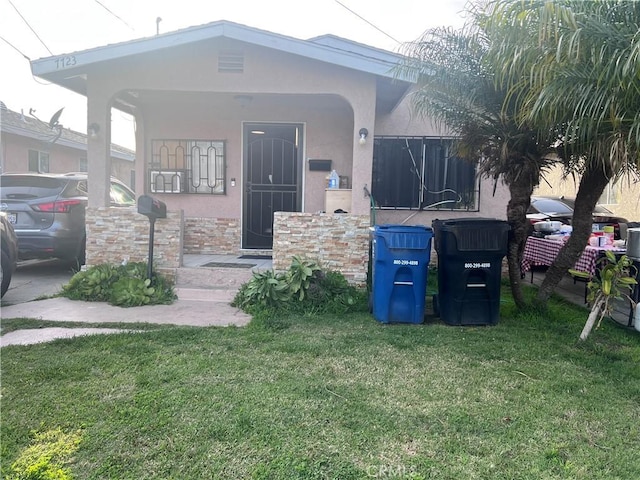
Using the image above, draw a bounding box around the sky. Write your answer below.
[0,0,467,149]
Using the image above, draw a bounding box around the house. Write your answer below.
[0,103,135,188]
[29,20,509,283]
[534,167,640,223]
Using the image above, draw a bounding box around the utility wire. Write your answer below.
[0,34,30,60]
[0,36,54,86]
[7,0,52,55]
[334,0,400,45]
[93,0,135,31]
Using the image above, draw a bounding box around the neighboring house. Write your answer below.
[0,103,135,188]
[29,20,510,282]
[534,166,640,223]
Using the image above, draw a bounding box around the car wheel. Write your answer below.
[1,249,11,298]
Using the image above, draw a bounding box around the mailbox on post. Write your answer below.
[137,195,167,220]
[137,195,167,279]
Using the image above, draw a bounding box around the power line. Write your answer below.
[93,0,135,31]
[0,34,30,60]
[7,0,53,55]
[0,36,55,86]
[334,0,400,45]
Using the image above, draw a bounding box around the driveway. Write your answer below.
[1,258,76,306]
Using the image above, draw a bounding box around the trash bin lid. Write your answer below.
[436,217,505,228]
[432,218,509,252]
[374,224,433,250]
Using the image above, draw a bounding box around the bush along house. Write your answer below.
[30,20,509,284]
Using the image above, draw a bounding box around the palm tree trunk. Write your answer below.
[506,176,534,309]
[536,165,611,305]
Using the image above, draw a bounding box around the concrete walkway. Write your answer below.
[0,289,252,347]
[1,255,259,347]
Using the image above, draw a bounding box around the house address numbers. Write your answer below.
[55,56,77,69]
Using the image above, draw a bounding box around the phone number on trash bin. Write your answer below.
[393,259,419,266]
[464,262,491,269]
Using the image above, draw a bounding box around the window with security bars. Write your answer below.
[371,137,479,211]
[149,140,226,194]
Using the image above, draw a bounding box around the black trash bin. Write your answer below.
[432,218,510,326]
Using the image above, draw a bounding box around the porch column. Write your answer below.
[349,84,377,215]
[86,88,112,207]
[134,111,145,195]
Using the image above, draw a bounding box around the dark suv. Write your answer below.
[527,195,628,238]
[0,173,136,264]
[1,212,18,297]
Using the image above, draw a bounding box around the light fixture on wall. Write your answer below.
[358,128,368,145]
[88,123,100,139]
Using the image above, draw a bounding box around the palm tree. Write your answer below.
[485,0,640,303]
[397,16,556,309]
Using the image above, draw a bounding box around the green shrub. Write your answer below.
[110,277,155,307]
[61,262,176,307]
[233,270,290,311]
[287,256,321,301]
[60,264,117,302]
[232,257,368,316]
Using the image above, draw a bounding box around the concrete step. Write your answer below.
[174,287,236,303]
[175,266,254,290]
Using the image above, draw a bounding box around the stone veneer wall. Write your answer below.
[85,207,183,275]
[273,212,371,285]
[183,217,241,255]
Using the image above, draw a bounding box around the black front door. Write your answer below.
[242,123,303,249]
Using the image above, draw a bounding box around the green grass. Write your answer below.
[1,286,639,479]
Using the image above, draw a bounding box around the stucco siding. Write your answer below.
[1,132,133,187]
[535,166,640,222]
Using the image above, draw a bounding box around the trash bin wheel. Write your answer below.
[432,294,439,317]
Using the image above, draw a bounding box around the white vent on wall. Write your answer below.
[150,171,182,193]
[218,50,244,73]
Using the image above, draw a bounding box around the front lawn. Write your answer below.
[1,287,639,479]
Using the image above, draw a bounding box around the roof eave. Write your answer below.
[30,20,414,87]
[2,126,134,161]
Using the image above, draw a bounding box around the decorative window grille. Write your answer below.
[149,140,225,194]
[372,137,479,211]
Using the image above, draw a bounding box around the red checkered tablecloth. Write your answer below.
[521,236,626,277]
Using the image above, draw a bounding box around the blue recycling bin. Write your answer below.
[371,225,433,324]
